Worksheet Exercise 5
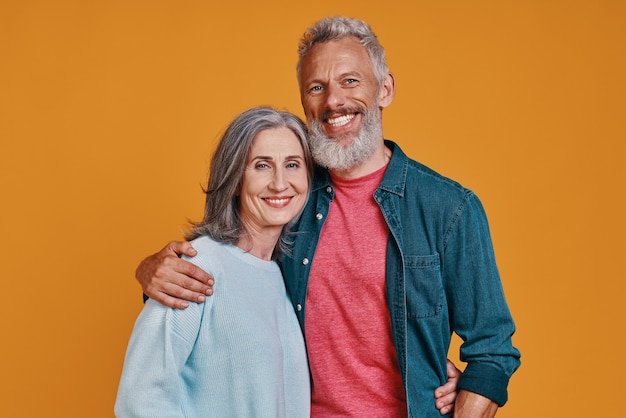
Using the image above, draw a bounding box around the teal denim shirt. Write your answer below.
[280,141,521,417]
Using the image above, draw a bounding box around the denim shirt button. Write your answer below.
[315,213,323,220]
[296,304,302,311]
[326,186,332,193]
[302,258,309,265]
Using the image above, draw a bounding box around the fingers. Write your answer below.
[434,359,462,415]
[135,241,215,308]
[166,240,198,258]
[160,241,214,286]
[437,404,453,416]
[435,360,461,398]
[147,290,191,310]
[446,358,462,379]
[435,379,457,398]
[174,258,214,288]
[147,257,214,298]
[160,273,211,302]
[435,379,458,415]
[435,390,457,415]
[143,270,211,309]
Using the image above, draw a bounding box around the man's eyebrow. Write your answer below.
[305,71,363,84]
[340,71,363,78]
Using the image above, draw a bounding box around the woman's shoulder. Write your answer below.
[182,236,232,276]
[188,235,229,253]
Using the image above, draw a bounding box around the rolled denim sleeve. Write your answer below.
[443,191,521,406]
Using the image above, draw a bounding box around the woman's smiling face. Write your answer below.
[238,126,309,236]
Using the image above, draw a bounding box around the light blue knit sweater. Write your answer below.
[115,236,310,417]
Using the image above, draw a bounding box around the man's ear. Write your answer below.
[378,72,396,109]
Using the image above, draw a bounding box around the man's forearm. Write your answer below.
[454,390,498,418]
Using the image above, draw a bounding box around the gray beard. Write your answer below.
[307,108,383,171]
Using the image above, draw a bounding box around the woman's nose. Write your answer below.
[270,168,287,191]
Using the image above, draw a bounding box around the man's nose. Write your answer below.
[324,83,345,109]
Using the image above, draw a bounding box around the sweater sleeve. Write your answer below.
[114,299,204,417]
[443,191,521,406]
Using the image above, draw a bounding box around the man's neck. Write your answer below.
[330,143,392,180]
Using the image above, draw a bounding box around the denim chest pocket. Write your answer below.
[404,254,444,319]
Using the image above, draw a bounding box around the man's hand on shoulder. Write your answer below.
[135,241,214,309]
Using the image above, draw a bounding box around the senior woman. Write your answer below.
[115,106,314,417]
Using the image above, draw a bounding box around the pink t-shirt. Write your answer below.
[305,165,407,417]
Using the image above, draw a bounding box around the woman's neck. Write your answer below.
[235,228,281,261]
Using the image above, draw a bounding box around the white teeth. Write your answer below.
[267,198,289,205]
[327,114,354,127]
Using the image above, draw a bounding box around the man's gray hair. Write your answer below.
[296,16,389,86]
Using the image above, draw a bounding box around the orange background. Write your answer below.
[1,1,624,416]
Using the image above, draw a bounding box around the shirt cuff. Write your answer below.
[458,362,511,406]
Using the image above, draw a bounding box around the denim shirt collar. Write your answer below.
[310,140,407,196]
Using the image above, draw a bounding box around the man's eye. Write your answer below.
[345,79,358,84]
[311,85,323,92]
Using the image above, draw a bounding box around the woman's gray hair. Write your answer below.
[186,106,313,259]
[296,16,389,86]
